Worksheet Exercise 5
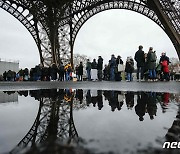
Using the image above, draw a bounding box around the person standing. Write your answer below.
[116,55,123,81]
[146,47,157,81]
[78,62,83,81]
[91,59,98,81]
[159,52,170,81]
[97,56,103,81]
[125,57,134,81]
[58,62,65,81]
[86,59,91,81]
[134,45,145,81]
[110,54,116,81]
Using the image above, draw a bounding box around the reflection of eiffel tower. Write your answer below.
[10,91,78,154]
[165,104,180,142]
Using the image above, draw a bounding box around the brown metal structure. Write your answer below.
[0,0,179,67]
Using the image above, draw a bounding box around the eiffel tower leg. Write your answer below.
[149,0,180,59]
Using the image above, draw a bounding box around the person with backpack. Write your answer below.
[146,47,157,81]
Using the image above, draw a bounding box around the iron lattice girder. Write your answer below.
[10,94,79,154]
[0,0,180,66]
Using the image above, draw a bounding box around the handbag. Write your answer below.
[118,63,124,72]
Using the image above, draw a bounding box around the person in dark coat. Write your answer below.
[78,62,83,81]
[103,64,109,81]
[115,55,123,81]
[50,63,58,81]
[134,45,145,81]
[91,59,98,81]
[110,54,116,81]
[3,71,7,81]
[159,52,170,81]
[97,56,103,81]
[86,59,92,81]
[58,62,65,81]
[146,47,157,81]
[125,57,134,81]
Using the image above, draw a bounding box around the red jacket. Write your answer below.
[161,60,169,73]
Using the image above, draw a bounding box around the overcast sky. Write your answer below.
[0,9,178,69]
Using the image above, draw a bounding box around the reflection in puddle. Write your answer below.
[0,89,179,154]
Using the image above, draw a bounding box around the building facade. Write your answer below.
[0,59,19,75]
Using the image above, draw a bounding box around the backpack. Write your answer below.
[150,52,156,62]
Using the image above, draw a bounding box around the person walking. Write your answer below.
[146,47,157,81]
[97,56,103,81]
[86,59,92,81]
[134,45,145,81]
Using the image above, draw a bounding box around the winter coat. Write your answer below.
[78,64,83,75]
[86,62,92,70]
[147,52,157,70]
[125,60,134,73]
[161,60,169,73]
[91,61,97,69]
[134,50,145,67]
[97,57,103,70]
[116,58,123,65]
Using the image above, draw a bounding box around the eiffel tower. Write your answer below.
[0,0,179,67]
[10,89,79,154]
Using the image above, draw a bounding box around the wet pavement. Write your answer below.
[0,88,179,154]
[0,81,179,93]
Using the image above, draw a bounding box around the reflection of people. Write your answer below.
[161,92,170,113]
[86,90,92,106]
[91,90,98,107]
[64,89,74,102]
[91,59,98,81]
[97,90,103,110]
[135,92,147,121]
[147,92,157,120]
[125,92,134,109]
[75,89,83,104]
[117,92,124,110]
[109,91,116,112]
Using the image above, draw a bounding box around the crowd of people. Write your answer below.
[0,45,179,82]
[85,45,177,82]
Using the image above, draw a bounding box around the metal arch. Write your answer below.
[0,0,48,66]
[71,0,164,47]
[0,1,38,43]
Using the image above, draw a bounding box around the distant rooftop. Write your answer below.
[0,58,19,64]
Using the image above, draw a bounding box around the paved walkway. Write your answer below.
[0,81,179,93]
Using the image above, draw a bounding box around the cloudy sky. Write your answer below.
[0,9,178,69]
